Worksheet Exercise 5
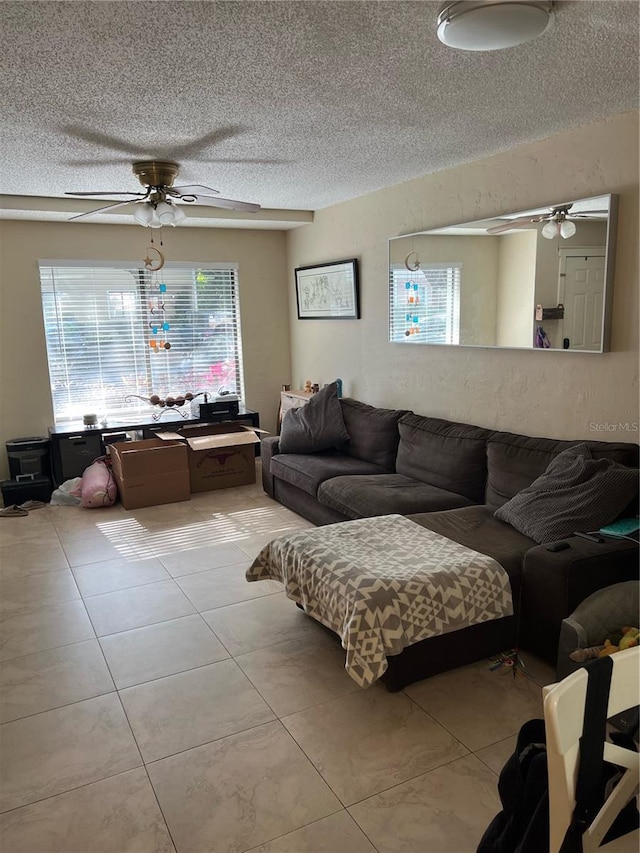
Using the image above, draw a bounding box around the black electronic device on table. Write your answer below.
[199,394,240,420]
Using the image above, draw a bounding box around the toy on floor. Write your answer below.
[569,626,639,663]
[488,648,528,679]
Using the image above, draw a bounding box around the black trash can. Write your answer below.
[3,438,53,507]
[6,437,51,479]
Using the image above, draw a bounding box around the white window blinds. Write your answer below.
[38,261,243,423]
[389,264,461,345]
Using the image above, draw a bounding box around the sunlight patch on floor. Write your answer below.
[92,504,307,556]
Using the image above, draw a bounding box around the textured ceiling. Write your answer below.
[1,0,638,220]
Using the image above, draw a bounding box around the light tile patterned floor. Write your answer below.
[0,470,557,852]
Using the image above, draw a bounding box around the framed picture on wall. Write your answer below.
[295,258,360,319]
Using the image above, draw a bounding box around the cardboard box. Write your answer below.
[109,438,190,510]
[159,423,262,493]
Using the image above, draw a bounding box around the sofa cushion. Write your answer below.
[279,381,349,454]
[270,451,388,497]
[486,432,640,509]
[493,444,639,545]
[318,474,476,520]
[395,414,493,503]
[338,398,410,470]
[408,505,535,580]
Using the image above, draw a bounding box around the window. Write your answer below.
[39,261,243,423]
[389,263,461,345]
[107,290,137,319]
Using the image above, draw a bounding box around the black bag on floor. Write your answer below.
[477,718,549,853]
[477,657,639,853]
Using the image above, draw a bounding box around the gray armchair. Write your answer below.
[556,580,639,680]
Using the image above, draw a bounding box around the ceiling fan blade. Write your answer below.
[65,190,145,197]
[183,195,260,213]
[172,184,220,196]
[486,216,541,235]
[68,199,138,221]
[569,210,609,218]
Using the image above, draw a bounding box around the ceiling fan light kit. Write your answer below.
[133,200,186,228]
[437,1,554,51]
[541,219,560,239]
[541,219,577,240]
[540,209,578,240]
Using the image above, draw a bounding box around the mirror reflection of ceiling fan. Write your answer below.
[63,125,267,225]
[486,203,609,240]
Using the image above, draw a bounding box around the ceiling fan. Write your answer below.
[65,159,260,226]
[486,203,609,239]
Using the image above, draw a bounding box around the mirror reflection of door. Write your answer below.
[559,251,605,351]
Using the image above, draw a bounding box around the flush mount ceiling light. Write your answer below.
[437,1,554,51]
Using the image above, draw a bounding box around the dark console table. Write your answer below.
[49,407,260,486]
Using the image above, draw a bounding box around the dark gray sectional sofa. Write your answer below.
[261,398,639,687]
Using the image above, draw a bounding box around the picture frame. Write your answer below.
[295,258,360,320]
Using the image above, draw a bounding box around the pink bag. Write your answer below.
[80,459,117,508]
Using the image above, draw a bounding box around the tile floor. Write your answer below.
[0,473,558,852]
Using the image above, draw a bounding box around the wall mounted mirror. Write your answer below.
[389,193,618,352]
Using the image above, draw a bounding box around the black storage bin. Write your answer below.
[6,437,51,479]
[56,432,102,480]
[1,475,54,506]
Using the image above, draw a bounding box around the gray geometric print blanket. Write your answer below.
[246,514,513,687]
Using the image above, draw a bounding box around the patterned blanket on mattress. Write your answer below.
[246,514,513,687]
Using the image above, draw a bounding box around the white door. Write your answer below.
[561,254,605,351]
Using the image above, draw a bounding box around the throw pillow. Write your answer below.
[494,443,639,544]
[339,398,410,470]
[279,381,349,454]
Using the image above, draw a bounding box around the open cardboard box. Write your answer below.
[109,438,190,509]
[158,423,265,493]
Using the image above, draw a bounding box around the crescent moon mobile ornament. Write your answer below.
[404,252,420,272]
[144,245,165,271]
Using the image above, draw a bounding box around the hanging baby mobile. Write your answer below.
[403,251,421,337]
[144,240,171,354]
[124,221,194,420]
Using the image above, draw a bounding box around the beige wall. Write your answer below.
[0,221,290,480]
[286,111,639,439]
[496,231,537,348]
